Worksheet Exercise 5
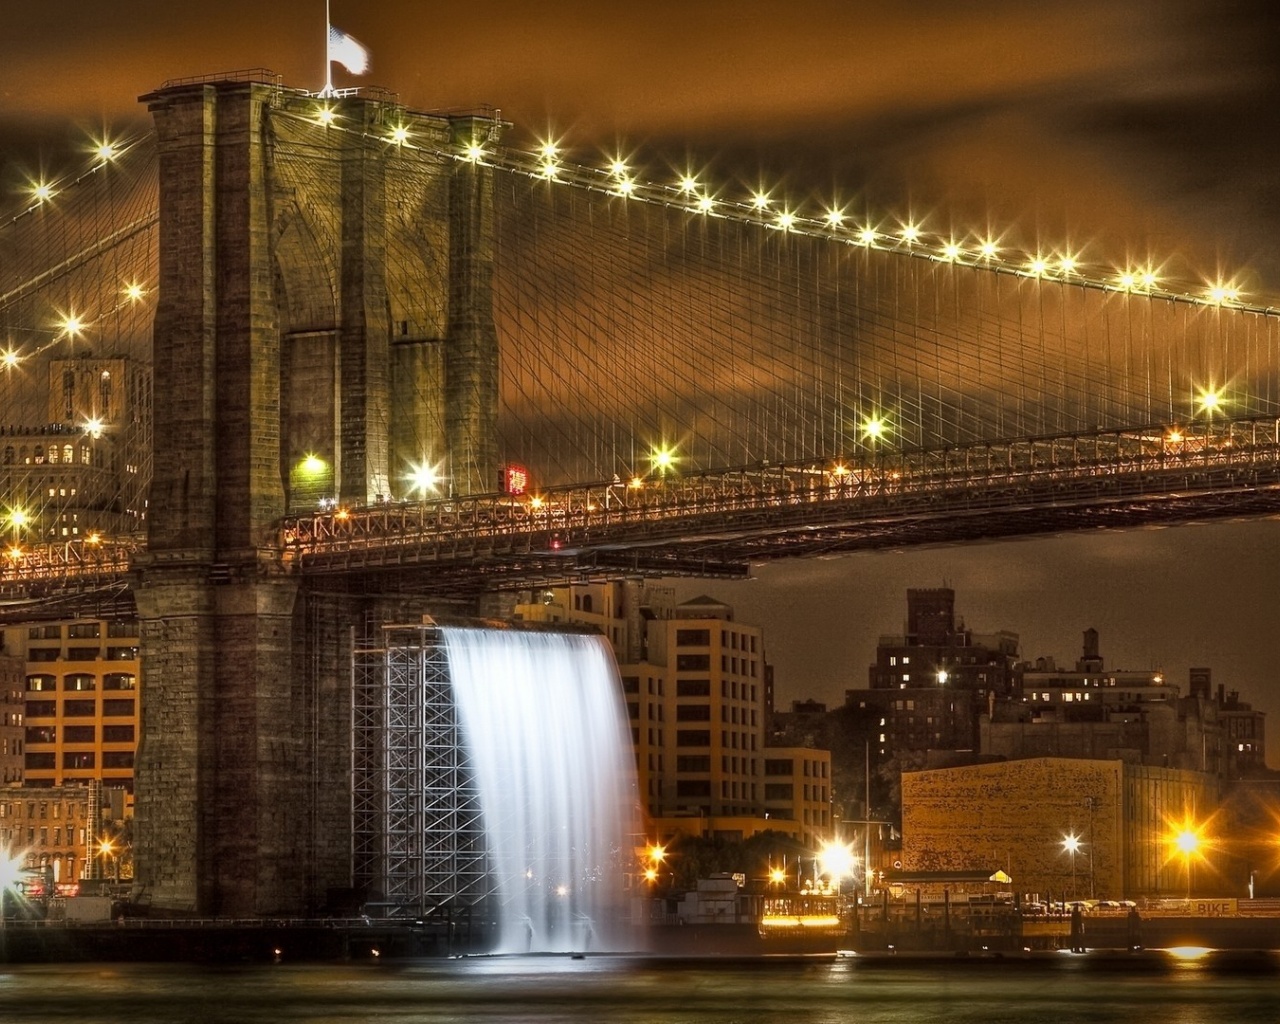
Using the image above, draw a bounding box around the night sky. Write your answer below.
[4,1,1280,760]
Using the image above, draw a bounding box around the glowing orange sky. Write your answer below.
[3,0,1277,286]
[4,0,1280,759]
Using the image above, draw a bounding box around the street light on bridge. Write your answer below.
[407,462,442,496]
[1195,386,1225,417]
[862,415,887,442]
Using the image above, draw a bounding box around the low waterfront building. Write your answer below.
[901,756,1229,900]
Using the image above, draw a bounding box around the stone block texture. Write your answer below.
[134,78,501,915]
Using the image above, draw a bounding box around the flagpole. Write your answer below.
[322,0,333,96]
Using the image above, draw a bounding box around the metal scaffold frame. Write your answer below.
[352,624,498,918]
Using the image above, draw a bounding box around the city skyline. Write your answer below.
[4,5,1280,757]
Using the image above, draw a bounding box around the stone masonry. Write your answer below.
[133,76,501,915]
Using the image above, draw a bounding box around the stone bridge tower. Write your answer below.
[133,74,500,915]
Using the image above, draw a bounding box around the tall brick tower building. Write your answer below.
[133,73,501,915]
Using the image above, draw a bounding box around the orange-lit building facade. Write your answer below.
[3,617,140,796]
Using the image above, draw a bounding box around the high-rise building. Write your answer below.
[845,587,1019,772]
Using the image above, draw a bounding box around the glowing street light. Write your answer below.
[1062,833,1081,899]
[97,836,119,883]
[1,350,19,370]
[299,454,326,477]
[1195,387,1224,417]
[124,282,146,302]
[651,445,677,475]
[407,462,440,496]
[1170,822,1204,898]
[817,840,858,891]
[862,415,887,441]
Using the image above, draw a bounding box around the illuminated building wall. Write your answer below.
[761,747,832,838]
[4,617,140,796]
[0,654,23,784]
[0,785,94,886]
[902,757,1229,899]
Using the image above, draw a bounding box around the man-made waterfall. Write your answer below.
[442,626,640,953]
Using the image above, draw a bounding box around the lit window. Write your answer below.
[902,656,910,665]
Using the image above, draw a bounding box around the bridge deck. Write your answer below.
[2,417,1277,603]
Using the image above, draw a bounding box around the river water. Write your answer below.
[1,953,1277,1023]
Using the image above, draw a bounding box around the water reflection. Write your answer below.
[0,955,1277,1023]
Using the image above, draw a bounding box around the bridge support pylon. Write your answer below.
[133,74,501,916]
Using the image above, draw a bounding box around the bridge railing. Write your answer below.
[3,416,1278,588]
[278,416,1280,572]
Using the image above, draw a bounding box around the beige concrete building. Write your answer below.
[902,757,1227,900]
[516,582,833,848]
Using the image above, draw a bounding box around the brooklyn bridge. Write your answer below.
[1,70,1277,917]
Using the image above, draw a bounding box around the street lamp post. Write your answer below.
[1062,834,1081,902]
[1175,830,1199,899]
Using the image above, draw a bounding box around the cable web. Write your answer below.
[2,110,1279,557]
[0,138,157,550]
[490,169,1280,487]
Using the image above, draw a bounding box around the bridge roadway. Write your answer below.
[4,415,1280,602]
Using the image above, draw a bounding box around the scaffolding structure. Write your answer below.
[352,623,498,918]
